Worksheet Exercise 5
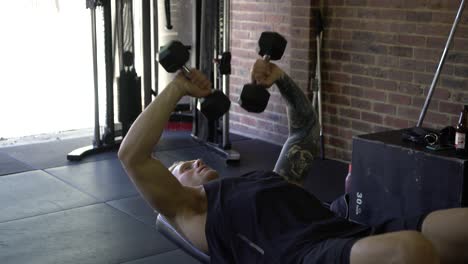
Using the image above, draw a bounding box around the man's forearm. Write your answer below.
[275,74,316,131]
[118,82,186,163]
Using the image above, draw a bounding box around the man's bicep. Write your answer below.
[122,159,190,218]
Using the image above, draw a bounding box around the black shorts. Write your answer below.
[302,213,429,264]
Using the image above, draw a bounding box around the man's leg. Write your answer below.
[273,74,320,185]
[421,208,468,263]
[350,231,440,264]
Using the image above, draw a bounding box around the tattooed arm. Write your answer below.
[251,59,320,185]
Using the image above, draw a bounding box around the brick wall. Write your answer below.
[230,0,468,162]
[229,0,320,144]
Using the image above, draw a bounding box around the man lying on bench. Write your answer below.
[118,59,468,263]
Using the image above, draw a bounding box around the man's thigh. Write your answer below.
[302,237,359,264]
[349,231,439,264]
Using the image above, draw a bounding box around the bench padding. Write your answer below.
[156,214,210,263]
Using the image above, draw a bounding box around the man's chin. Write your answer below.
[204,170,219,181]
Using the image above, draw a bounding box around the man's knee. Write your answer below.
[394,231,439,264]
[351,231,439,264]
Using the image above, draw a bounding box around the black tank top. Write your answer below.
[203,171,370,263]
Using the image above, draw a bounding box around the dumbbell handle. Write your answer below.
[181,65,191,74]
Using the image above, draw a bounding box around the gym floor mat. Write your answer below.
[157,139,282,179]
[0,204,177,264]
[120,249,200,264]
[1,130,346,264]
[45,158,139,202]
[0,152,33,176]
[0,170,97,223]
[1,132,250,170]
[154,130,250,152]
[107,196,158,228]
[1,136,117,170]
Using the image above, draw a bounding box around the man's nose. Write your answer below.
[194,159,203,167]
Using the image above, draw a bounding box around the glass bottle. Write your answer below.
[455,105,468,155]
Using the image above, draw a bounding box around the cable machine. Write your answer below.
[68,0,239,163]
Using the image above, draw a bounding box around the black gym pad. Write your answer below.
[120,249,200,264]
[0,151,33,176]
[107,196,158,227]
[0,204,177,264]
[0,131,348,263]
[45,158,139,202]
[1,136,117,170]
[155,130,250,152]
[155,131,200,151]
[0,170,97,223]
[159,139,282,178]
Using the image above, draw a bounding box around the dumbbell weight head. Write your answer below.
[159,40,231,120]
[238,84,270,113]
[257,32,288,60]
[158,40,190,73]
[239,32,286,113]
[198,90,231,121]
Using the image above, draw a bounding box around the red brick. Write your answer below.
[439,101,462,115]
[373,103,397,115]
[425,111,451,126]
[384,116,410,128]
[328,116,352,127]
[331,73,351,84]
[398,35,426,47]
[352,76,374,87]
[399,82,423,96]
[324,104,338,115]
[399,59,426,72]
[339,107,360,119]
[351,54,376,65]
[397,106,420,120]
[329,94,351,105]
[352,120,373,132]
[329,136,350,149]
[341,85,364,97]
[431,88,451,100]
[331,51,351,61]
[388,93,411,105]
[324,125,339,136]
[361,111,383,124]
[376,56,399,68]
[374,79,398,91]
[406,11,432,23]
[387,70,413,82]
[389,46,413,58]
[411,97,428,109]
[351,98,372,110]
[364,89,386,102]
[229,0,468,163]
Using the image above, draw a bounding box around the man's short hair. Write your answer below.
[168,161,183,174]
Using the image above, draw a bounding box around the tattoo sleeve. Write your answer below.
[273,74,320,184]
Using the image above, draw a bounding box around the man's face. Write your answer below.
[171,159,219,187]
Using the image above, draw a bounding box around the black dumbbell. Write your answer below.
[158,40,231,121]
[239,32,287,113]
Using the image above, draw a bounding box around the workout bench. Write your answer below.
[155,198,347,264]
[156,214,211,263]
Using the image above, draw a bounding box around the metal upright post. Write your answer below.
[417,0,465,127]
[67,1,121,161]
[90,1,101,147]
[222,0,230,149]
[142,0,152,107]
[219,0,240,161]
